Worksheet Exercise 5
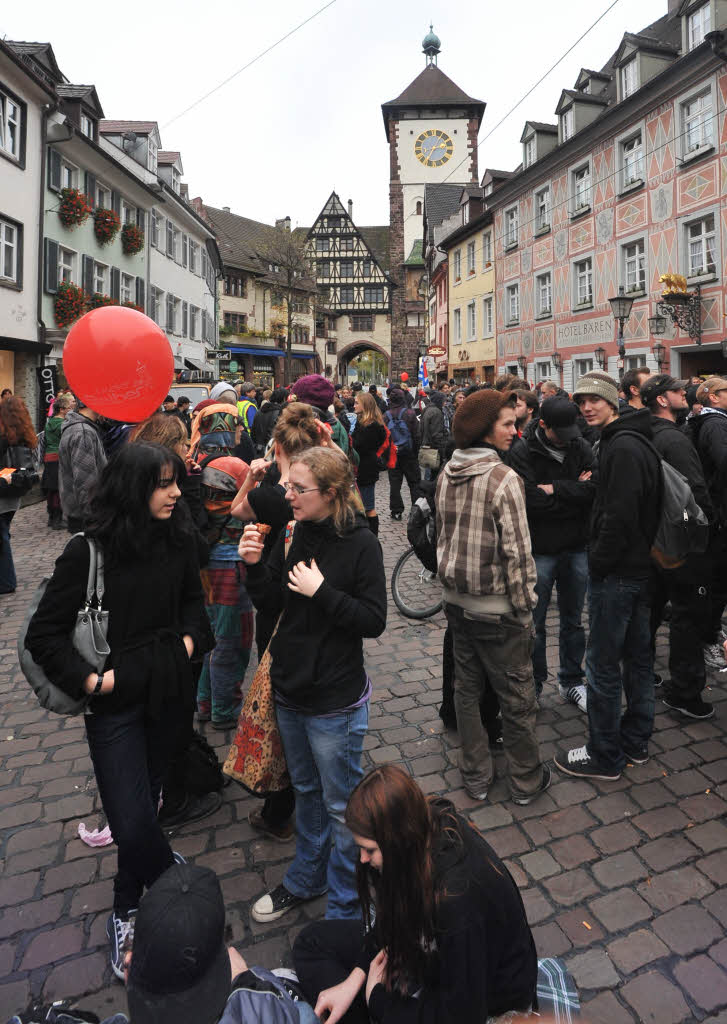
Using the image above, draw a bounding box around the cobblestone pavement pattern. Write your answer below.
[1,491,727,1022]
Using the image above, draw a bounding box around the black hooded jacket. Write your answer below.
[589,409,661,579]
[688,409,727,526]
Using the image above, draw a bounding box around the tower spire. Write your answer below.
[422,24,441,66]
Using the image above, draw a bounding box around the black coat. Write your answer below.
[589,409,661,580]
[689,409,727,526]
[507,426,594,555]
[419,405,447,455]
[251,401,283,451]
[25,526,214,718]
[352,420,387,486]
[245,515,386,713]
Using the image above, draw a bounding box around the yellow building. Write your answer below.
[440,190,496,384]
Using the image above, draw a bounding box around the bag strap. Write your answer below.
[83,536,106,609]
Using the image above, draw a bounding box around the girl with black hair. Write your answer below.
[26,442,214,981]
[293,765,537,1024]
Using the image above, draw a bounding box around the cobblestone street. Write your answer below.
[1,494,727,1022]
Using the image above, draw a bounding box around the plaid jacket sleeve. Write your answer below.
[494,471,537,614]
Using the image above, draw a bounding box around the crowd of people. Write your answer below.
[1,362,725,1022]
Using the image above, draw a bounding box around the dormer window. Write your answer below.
[171,168,181,195]
[462,204,470,225]
[148,137,158,174]
[81,115,95,139]
[621,59,638,99]
[562,107,574,142]
[484,183,493,197]
[524,136,535,167]
[688,3,711,49]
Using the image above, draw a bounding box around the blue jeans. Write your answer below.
[358,483,376,512]
[586,575,654,772]
[532,550,588,693]
[0,511,17,593]
[276,702,368,919]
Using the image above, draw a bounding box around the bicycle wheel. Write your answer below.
[391,546,443,619]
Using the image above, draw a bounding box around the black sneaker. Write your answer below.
[251,883,313,924]
[623,747,649,765]
[662,696,715,719]
[159,791,222,828]
[653,673,663,688]
[391,511,402,521]
[107,909,137,981]
[512,764,552,806]
[554,745,621,781]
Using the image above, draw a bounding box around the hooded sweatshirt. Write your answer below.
[435,446,536,617]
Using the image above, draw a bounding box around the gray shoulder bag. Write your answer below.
[18,535,111,716]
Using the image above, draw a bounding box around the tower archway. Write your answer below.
[337,340,390,386]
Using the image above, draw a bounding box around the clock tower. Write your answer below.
[382,30,485,378]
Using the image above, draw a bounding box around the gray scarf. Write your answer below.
[536,426,567,464]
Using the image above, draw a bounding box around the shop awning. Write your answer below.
[291,351,315,360]
[228,346,285,357]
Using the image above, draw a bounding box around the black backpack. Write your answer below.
[406,481,438,573]
[184,730,225,795]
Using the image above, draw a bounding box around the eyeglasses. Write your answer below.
[285,483,321,496]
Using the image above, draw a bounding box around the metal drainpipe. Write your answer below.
[37,109,70,367]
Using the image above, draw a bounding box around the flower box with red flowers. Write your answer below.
[88,292,116,310]
[94,207,121,246]
[58,188,93,229]
[54,281,88,328]
[121,301,144,313]
[121,223,144,256]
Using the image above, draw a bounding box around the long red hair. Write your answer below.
[0,397,37,447]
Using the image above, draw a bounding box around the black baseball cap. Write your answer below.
[539,396,580,442]
[127,864,231,1024]
[640,374,688,405]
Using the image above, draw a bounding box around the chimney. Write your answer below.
[285,216,291,232]
[348,199,353,219]
[223,206,230,213]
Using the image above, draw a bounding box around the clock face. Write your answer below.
[414,129,454,168]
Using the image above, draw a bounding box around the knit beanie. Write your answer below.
[210,382,237,403]
[292,374,335,411]
[452,390,516,448]
[572,371,619,410]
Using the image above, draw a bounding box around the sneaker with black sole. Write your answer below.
[559,684,587,713]
[391,511,402,521]
[251,883,318,924]
[248,808,295,843]
[662,695,715,719]
[703,642,725,672]
[107,909,137,981]
[464,785,489,802]
[159,791,222,828]
[554,745,621,781]
[512,763,552,806]
[623,748,649,765]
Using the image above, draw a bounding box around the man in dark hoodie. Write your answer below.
[507,396,594,711]
[642,374,714,720]
[385,386,420,519]
[250,386,286,455]
[58,400,107,533]
[419,389,448,477]
[555,371,660,782]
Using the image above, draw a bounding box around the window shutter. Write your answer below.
[182,234,188,268]
[48,150,61,191]
[182,301,188,337]
[136,208,146,232]
[135,277,145,311]
[82,255,93,295]
[44,239,59,294]
[84,172,96,206]
[110,267,120,301]
[111,190,121,214]
[167,295,174,332]
[149,288,156,322]
[167,221,174,257]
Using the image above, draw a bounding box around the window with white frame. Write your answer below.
[688,3,711,49]
[536,272,552,315]
[682,89,714,154]
[453,307,462,344]
[536,361,551,382]
[687,213,716,276]
[507,284,520,323]
[0,217,19,283]
[150,208,160,247]
[467,241,476,275]
[482,232,492,266]
[524,136,536,167]
[147,137,158,174]
[58,246,76,284]
[60,158,78,190]
[574,257,593,306]
[625,355,646,371]
[189,305,199,340]
[621,58,639,99]
[562,107,574,141]
[505,206,519,247]
[575,357,594,378]
[572,164,591,212]
[467,300,476,339]
[621,132,644,187]
[536,187,551,230]
[171,168,181,195]
[81,115,94,139]
[189,240,198,273]
[482,296,493,336]
[453,249,462,280]
[120,273,134,304]
[0,88,22,161]
[150,286,163,324]
[623,239,646,292]
[96,181,110,210]
[121,200,136,226]
[429,299,436,325]
[93,261,107,295]
[172,227,180,261]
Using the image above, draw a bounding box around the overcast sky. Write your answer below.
[6,0,666,229]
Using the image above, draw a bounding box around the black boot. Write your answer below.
[368,515,379,536]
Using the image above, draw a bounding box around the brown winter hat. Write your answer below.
[452,390,517,448]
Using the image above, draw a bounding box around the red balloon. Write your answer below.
[400,372,409,382]
[64,306,174,422]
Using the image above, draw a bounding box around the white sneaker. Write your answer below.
[559,684,587,713]
[703,642,725,671]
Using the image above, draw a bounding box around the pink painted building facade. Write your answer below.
[489,2,727,389]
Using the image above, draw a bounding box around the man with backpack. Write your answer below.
[642,374,714,720]
[385,386,421,520]
[555,371,660,782]
[251,386,286,456]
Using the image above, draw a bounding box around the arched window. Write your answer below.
[416,200,422,215]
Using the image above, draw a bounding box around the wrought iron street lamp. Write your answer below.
[594,346,606,370]
[517,354,528,375]
[609,285,635,379]
[652,340,666,370]
[648,313,666,336]
[656,284,702,345]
